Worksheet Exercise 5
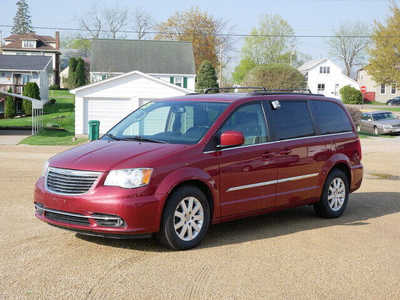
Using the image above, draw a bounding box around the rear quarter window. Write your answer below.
[309,100,353,134]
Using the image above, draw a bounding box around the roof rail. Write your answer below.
[204,87,266,94]
[202,87,324,96]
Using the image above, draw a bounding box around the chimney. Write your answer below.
[55,31,60,49]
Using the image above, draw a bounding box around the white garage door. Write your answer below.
[84,98,135,134]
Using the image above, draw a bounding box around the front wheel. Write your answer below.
[374,126,379,136]
[356,124,361,133]
[158,185,210,250]
[314,169,349,218]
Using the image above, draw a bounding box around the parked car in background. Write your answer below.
[358,111,400,135]
[34,89,363,250]
[386,97,400,106]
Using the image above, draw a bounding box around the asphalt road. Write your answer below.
[0,138,399,299]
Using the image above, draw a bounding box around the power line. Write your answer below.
[0,24,378,38]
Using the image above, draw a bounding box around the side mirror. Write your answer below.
[219,131,244,148]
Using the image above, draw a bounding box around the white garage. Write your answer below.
[71,71,190,135]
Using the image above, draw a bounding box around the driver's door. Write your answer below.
[218,102,278,217]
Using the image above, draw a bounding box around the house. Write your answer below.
[357,68,399,103]
[71,70,191,135]
[0,54,51,115]
[90,39,196,91]
[298,59,359,99]
[2,32,61,86]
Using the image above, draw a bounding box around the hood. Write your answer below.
[49,140,190,172]
[376,119,400,126]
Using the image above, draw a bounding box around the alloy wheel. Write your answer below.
[328,177,346,211]
[174,196,204,241]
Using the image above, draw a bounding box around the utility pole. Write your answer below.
[219,46,223,87]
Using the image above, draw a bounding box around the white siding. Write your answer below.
[302,59,360,100]
[74,72,188,135]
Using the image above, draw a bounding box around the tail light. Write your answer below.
[356,139,362,161]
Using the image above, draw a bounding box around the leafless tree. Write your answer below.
[132,7,153,40]
[328,22,370,77]
[78,4,129,39]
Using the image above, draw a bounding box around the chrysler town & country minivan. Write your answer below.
[34,89,363,250]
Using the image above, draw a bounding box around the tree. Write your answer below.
[11,0,34,34]
[75,58,87,87]
[62,37,91,58]
[339,85,362,104]
[244,64,306,90]
[4,88,15,119]
[132,7,153,40]
[195,60,219,92]
[154,7,233,71]
[78,4,128,39]
[241,14,296,65]
[22,82,40,115]
[328,22,370,77]
[367,3,400,85]
[232,58,257,84]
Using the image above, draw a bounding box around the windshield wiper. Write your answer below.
[104,133,122,141]
[122,136,167,144]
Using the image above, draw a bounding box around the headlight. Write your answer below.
[42,161,49,177]
[104,168,153,189]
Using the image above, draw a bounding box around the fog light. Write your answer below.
[91,213,125,227]
[34,203,44,215]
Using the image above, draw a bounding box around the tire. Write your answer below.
[314,169,349,218]
[356,125,361,133]
[374,126,379,136]
[158,185,210,250]
[388,102,392,106]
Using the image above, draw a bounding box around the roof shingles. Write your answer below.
[90,39,196,75]
[0,55,52,71]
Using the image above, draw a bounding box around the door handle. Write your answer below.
[279,149,291,155]
[262,152,274,159]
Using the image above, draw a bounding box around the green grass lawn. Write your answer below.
[0,89,87,145]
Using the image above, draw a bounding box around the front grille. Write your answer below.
[45,210,90,226]
[46,167,102,195]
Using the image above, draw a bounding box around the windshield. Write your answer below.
[373,112,397,121]
[105,101,229,144]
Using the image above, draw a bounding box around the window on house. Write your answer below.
[320,66,330,74]
[381,84,386,94]
[391,84,396,94]
[317,83,325,92]
[175,76,183,87]
[22,40,36,48]
[22,75,32,84]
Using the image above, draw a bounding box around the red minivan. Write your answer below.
[34,90,363,250]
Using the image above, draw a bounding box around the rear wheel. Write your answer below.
[374,126,379,136]
[158,185,210,250]
[314,169,349,218]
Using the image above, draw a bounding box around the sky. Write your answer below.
[0,0,394,74]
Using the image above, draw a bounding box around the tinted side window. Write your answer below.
[219,103,268,146]
[266,100,314,140]
[310,101,352,134]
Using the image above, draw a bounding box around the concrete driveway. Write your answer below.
[0,130,31,145]
[0,139,399,299]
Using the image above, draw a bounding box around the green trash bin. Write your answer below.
[88,120,100,141]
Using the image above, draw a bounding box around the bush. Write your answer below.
[4,88,15,118]
[22,82,41,116]
[49,98,56,104]
[339,85,362,104]
[196,60,219,92]
[49,84,60,90]
[244,64,306,90]
[345,105,362,125]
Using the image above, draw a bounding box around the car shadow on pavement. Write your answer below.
[76,192,400,251]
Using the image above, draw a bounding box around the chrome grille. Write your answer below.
[46,167,102,195]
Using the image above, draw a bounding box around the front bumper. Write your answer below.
[381,127,400,134]
[34,177,162,237]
